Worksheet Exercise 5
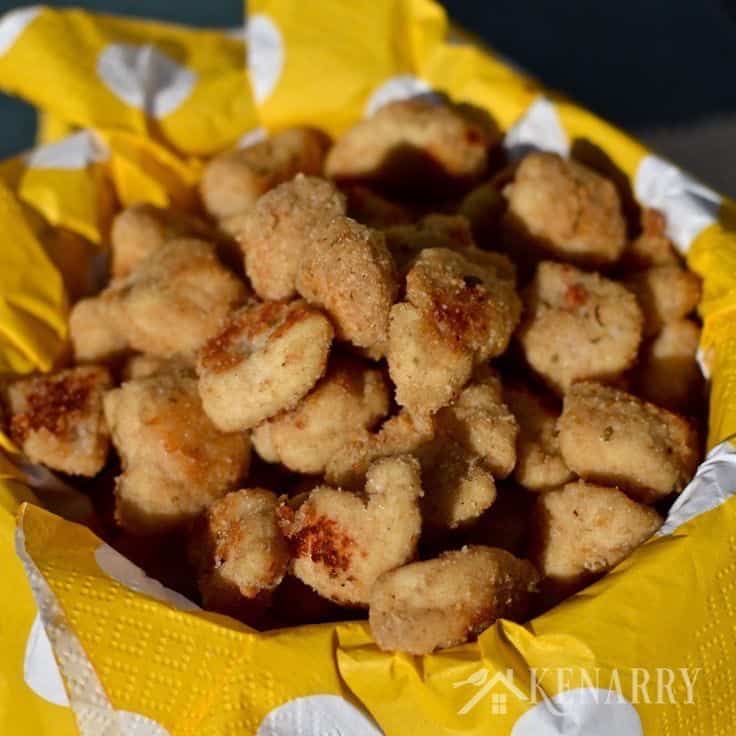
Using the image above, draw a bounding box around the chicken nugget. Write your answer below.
[228,175,347,300]
[69,296,128,362]
[619,208,679,270]
[624,264,701,336]
[531,480,662,593]
[279,455,423,606]
[111,203,214,278]
[388,247,520,415]
[504,381,574,492]
[72,239,247,361]
[518,261,643,394]
[7,365,111,476]
[188,488,289,619]
[344,185,413,229]
[296,215,398,351]
[197,300,333,431]
[200,127,331,220]
[369,546,539,654]
[557,382,699,503]
[104,370,250,535]
[436,367,518,480]
[502,152,627,266]
[251,355,390,474]
[325,99,495,197]
[636,319,703,413]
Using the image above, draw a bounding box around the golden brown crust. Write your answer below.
[296,215,398,351]
[251,354,390,474]
[517,261,643,394]
[279,455,423,606]
[104,370,251,535]
[502,152,627,266]
[557,382,699,503]
[200,127,331,220]
[369,545,540,654]
[197,299,334,431]
[7,365,111,476]
[531,480,662,593]
[325,99,496,196]
[230,175,347,300]
[189,488,289,617]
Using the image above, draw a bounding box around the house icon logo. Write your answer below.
[453,668,529,716]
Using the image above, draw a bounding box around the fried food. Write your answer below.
[7,365,111,476]
[279,455,422,606]
[296,215,398,351]
[504,381,574,492]
[557,382,699,503]
[502,152,627,266]
[197,300,333,431]
[369,546,539,654]
[251,355,390,474]
[344,185,412,229]
[122,354,192,382]
[636,319,703,413]
[531,480,662,591]
[104,370,250,534]
[111,203,213,278]
[624,264,701,336]
[189,489,289,617]
[518,261,643,394]
[228,175,347,300]
[70,239,247,361]
[200,127,331,220]
[457,181,505,247]
[619,208,679,270]
[388,247,520,415]
[325,99,495,196]
[326,371,515,530]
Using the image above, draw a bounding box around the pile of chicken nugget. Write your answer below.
[5,98,706,654]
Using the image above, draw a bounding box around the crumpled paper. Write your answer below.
[1,1,736,735]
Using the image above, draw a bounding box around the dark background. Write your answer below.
[1,1,735,194]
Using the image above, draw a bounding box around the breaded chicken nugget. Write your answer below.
[111,203,214,278]
[197,300,333,431]
[325,99,494,196]
[344,185,412,229]
[7,365,111,476]
[189,489,289,617]
[504,382,574,492]
[200,127,331,220]
[619,208,678,270]
[69,296,129,362]
[437,367,518,479]
[296,216,398,350]
[388,247,520,415]
[71,239,247,361]
[369,546,539,654]
[636,319,703,413]
[228,175,347,300]
[502,152,627,266]
[624,264,701,336]
[517,262,643,394]
[558,382,699,503]
[279,455,423,606]
[104,370,250,534]
[251,355,390,474]
[531,480,662,592]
